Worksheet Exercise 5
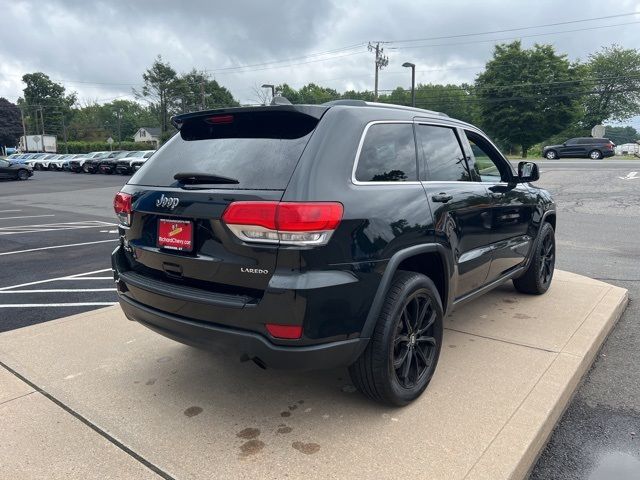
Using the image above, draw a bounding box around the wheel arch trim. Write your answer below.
[361,243,451,339]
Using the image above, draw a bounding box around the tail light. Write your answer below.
[222,201,343,246]
[114,192,132,226]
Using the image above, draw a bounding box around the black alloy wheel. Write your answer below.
[393,291,438,389]
[538,230,555,287]
[349,271,443,406]
[513,222,555,294]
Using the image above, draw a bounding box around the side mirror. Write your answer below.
[516,161,539,183]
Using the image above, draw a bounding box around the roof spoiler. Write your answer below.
[171,104,328,130]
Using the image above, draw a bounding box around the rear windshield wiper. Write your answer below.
[174,172,239,185]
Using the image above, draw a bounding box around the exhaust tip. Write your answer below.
[252,357,267,370]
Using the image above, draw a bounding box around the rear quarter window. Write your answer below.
[355,123,417,182]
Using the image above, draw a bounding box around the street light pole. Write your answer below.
[261,84,275,104]
[402,62,416,107]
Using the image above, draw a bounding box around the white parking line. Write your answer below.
[0,268,112,291]
[0,288,117,293]
[60,276,113,280]
[0,209,22,213]
[0,214,56,221]
[0,222,116,235]
[0,239,117,257]
[0,302,117,308]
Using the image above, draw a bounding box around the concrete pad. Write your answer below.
[0,365,34,404]
[0,270,627,480]
[0,392,160,479]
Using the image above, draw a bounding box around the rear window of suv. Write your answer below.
[130,110,320,190]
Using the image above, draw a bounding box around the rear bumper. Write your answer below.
[603,150,615,158]
[118,293,368,370]
[111,244,376,369]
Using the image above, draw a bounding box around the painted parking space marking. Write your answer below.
[0,214,56,221]
[0,209,22,213]
[0,268,112,291]
[60,276,113,280]
[0,239,117,257]
[0,302,116,308]
[0,288,116,293]
[0,220,115,235]
[618,171,638,180]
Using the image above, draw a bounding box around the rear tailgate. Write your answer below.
[117,106,328,301]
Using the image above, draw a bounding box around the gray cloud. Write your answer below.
[1,0,639,109]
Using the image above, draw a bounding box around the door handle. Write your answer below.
[432,192,453,203]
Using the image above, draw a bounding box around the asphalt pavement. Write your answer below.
[527,158,640,479]
[0,171,125,331]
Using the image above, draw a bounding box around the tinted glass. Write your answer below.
[355,123,417,182]
[417,125,469,181]
[565,138,578,145]
[131,112,318,189]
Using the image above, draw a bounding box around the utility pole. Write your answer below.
[39,108,46,152]
[116,109,122,145]
[368,42,389,101]
[62,115,68,153]
[200,80,206,110]
[20,109,27,152]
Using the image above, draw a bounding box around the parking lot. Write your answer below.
[0,171,125,331]
[0,159,639,479]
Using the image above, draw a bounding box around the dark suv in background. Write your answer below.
[543,137,615,159]
[112,101,556,405]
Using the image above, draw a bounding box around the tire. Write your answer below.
[349,271,443,406]
[544,150,557,160]
[513,222,555,295]
[17,169,29,181]
[589,149,603,160]
[83,164,91,173]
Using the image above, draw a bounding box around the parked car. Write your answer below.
[47,154,74,170]
[115,150,155,175]
[0,158,33,180]
[84,151,124,174]
[97,151,132,174]
[65,152,101,172]
[35,153,66,170]
[112,101,556,406]
[6,153,26,162]
[24,153,49,169]
[542,137,615,160]
[60,154,87,171]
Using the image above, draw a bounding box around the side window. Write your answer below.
[464,130,510,183]
[565,138,578,146]
[416,124,469,181]
[355,123,417,182]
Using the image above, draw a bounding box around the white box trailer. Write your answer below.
[20,135,57,153]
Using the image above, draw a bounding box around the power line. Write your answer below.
[388,20,640,51]
[383,11,640,45]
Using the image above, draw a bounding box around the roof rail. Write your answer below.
[322,99,447,117]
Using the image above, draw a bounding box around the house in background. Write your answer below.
[133,127,161,147]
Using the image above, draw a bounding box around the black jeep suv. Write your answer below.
[542,137,615,160]
[112,101,556,405]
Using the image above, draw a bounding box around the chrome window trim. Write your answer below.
[351,119,512,187]
[351,121,421,186]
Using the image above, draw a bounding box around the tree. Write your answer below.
[605,125,639,145]
[0,98,23,148]
[135,56,180,136]
[17,72,76,136]
[175,70,238,112]
[274,83,339,104]
[582,45,640,127]
[475,41,582,157]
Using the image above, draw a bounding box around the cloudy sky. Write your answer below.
[1,0,639,124]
